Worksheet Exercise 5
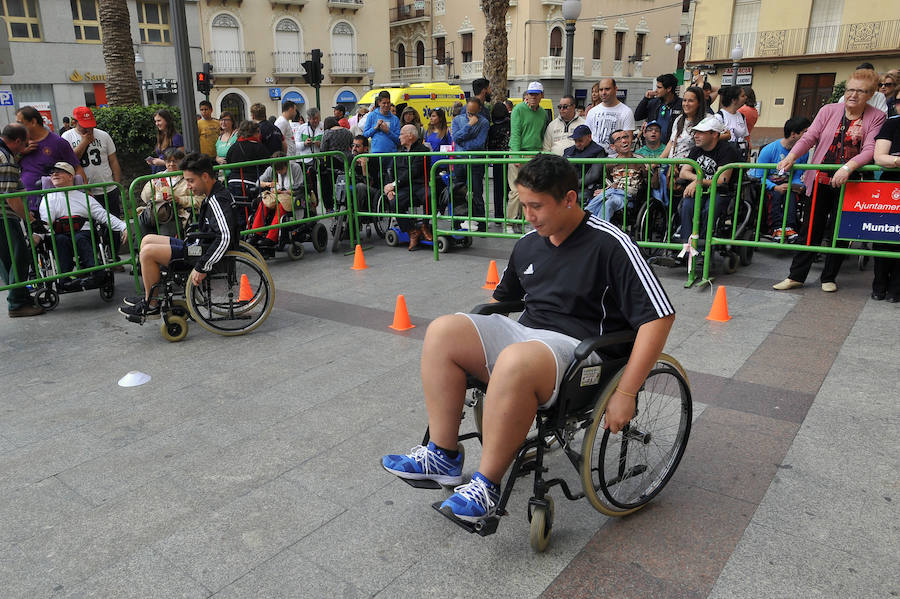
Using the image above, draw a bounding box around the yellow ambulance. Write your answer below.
[357,82,467,121]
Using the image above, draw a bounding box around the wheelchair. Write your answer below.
[231,179,329,261]
[126,233,275,342]
[329,173,392,252]
[409,301,692,552]
[31,217,117,311]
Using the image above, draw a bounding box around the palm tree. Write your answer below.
[481,0,510,102]
[99,0,142,105]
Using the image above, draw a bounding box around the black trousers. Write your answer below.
[872,245,900,296]
[788,183,847,284]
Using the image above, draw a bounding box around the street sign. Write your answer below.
[414,0,425,8]
[0,90,13,106]
[722,66,753,86]
[269,87,282,100]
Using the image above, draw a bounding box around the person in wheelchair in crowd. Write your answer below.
[119,153,237,320]
[382,153,675,522]
[38,162,127,291]
[675,116,740,243]
[383,124,432,250]
[585,129,650,222]
[350,135,380,212]
[749,116,811,241]
[248,151,306,248]
[137,148,203,238]
[562,124,605,160]
[320,116,354,213]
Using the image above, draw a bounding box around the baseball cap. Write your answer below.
[332,105,346,113]
[526,81,544,94]
[645,120,662,130]
[569,124,592,139]
[51,161,75,176]
[691,116,725,133]
[72,106,96,128]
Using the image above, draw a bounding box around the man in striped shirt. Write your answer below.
[383,153,676,523]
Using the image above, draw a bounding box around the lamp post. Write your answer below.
[730,40,744,86]
[367,65,375,90]
[562,0,581,98]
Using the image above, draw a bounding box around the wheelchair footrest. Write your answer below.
[124,313,145,325]
[400,478,442,490]
[431,501,501,537]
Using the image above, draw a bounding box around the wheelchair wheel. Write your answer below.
[723,251,739,274]
[437,236,450,253]
[373,195,391,238]
[385,228,399,247]
[738,230,754,266]
[580,354,691,517]
[99,274,115,302]
[171,299,190,319]
[635,202,670,258]
[528,495,554,553]
[35,287,59,311]
[185,251,274,336]
[238,240,270,273]
[160,314,188,343]
[309,222,327,253]
[288,241,305,261]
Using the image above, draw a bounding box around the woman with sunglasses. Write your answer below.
[774,69,886,293]
[879,72,899,116]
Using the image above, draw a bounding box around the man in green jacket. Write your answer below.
[506,81,549,232]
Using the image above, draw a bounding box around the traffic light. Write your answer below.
[196,62,213,96]
[302,49,325,88]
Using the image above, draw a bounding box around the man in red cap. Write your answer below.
[61,106,123,219]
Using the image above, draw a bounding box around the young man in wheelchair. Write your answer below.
[382,153,675,523]
[119,153,237,320]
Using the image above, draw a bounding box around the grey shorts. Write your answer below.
[460,312,595,409]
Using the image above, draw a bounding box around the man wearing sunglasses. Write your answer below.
[543,95,585,156]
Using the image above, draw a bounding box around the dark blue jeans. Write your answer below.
[766,188,799,232]
[54,230,95,272]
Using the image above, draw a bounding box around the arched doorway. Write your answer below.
[220,92,246,123]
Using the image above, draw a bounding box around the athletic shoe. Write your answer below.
[381,442,463,486]
[772,228,784,239]
[439,472,500,522]
[123,295,144,306]
[118,299,160,319]
[785,227,799,241]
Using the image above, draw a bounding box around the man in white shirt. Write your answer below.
[294,108,324,166]
[39,162,126,283]
[542,95,585,156]
[273,100,298,156]
[585,78,635,157]
[61,106,123,217]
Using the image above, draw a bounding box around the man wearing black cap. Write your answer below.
[563,125,606,160]
[543,95,585,156]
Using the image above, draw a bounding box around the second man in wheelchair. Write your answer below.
[382,154,675,522]
[119,153,238,319]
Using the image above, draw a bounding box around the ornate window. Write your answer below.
[549,26,562,57]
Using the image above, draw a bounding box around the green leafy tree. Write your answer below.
[93,104,182,187]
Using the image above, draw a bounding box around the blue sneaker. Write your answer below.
[382,442,463,486]
[439,472,500,522]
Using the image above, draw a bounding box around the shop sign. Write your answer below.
[69,70,106,82]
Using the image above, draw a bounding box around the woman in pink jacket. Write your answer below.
[773,69,886,293]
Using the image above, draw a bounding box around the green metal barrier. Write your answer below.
[0,181,138,298]
[348,150,540,247]
[424,155,706,287]
[702,162,900,285]
[127,151,353,253]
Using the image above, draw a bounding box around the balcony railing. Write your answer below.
[390,3,430,24]
[272,51,309,75]
[208,50,256,76]
[330,53,368,75]
[327,0,362,9]
[391,65,429,81]
[591,58,603,77]
[539,56,584,78]
[705,19,900,61]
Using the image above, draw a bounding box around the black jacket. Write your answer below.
[195,180,238,273]
[564,141,607,160]
[393,140,430,202]
[634,96,683,143]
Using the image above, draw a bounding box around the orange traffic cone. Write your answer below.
[706,285,731,322]
[350,244,368,270]
[389,294,415,331]
[239,274,253,302]
[482,260,500,290]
